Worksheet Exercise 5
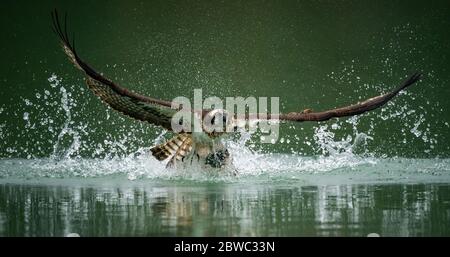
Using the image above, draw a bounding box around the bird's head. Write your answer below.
[203,109,237,136]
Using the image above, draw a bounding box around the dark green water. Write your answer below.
[1,180,450,237]
[1,0,450,236]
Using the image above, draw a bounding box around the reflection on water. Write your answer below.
[0,181,449,236]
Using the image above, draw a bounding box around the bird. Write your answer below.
[51,10,422,169]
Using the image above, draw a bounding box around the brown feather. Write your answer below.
[51,10,177,131]
[150,134,193,165]
[279,73,422,122]
[242,73,422,123]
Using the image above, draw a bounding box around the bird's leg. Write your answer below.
[190,151,195,165]
[189,150,201,164]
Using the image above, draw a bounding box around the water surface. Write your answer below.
[1,156,450,237]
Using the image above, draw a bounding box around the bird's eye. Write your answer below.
[211,116,216,125]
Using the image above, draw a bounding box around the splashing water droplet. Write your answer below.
[24,99,33,106]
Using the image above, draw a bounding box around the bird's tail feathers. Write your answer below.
[150,134,193,167]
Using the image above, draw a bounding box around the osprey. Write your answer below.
[51,11,422,169]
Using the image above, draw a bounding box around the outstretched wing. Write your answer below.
[277,73,422,122]
[51,10,177,130]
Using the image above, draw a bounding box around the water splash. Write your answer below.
[0,73,164,160]
[49,76,81,160]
